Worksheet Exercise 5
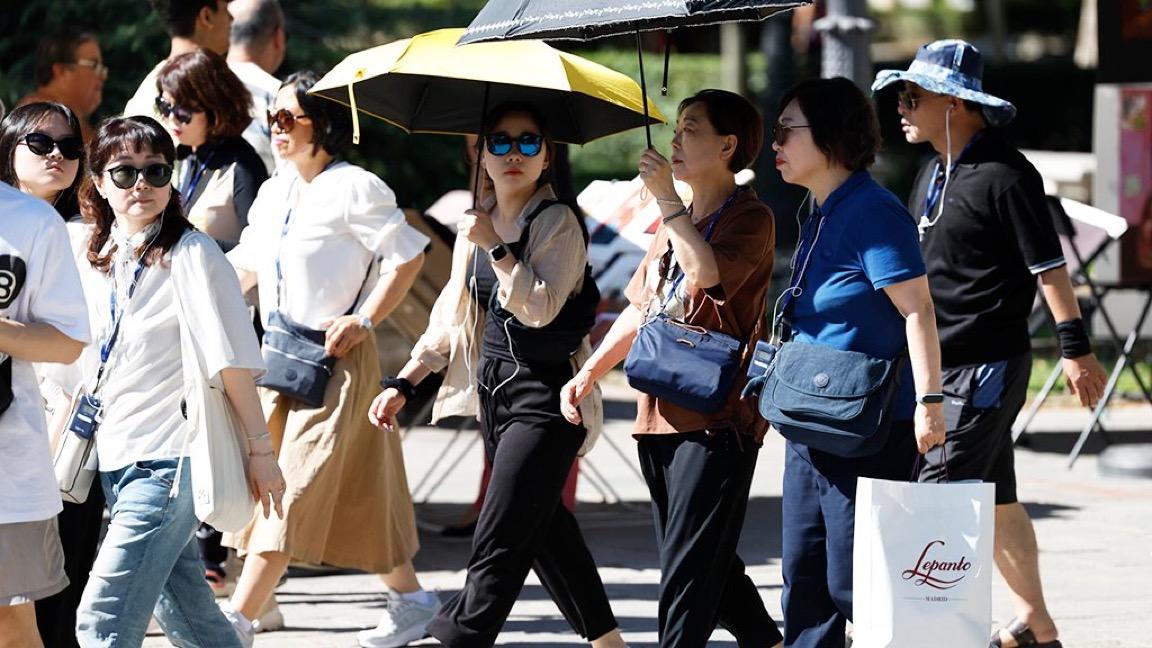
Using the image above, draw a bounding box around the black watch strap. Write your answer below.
[488,243,509,262]
[381,376,416,400]
[917,393,945,405]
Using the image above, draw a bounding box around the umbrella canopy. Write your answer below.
[309,28,664,145]
[458,0,809,44]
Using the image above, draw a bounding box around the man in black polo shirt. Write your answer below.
[874,41,1108,648]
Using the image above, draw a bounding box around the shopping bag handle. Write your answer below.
[910,442,951,483]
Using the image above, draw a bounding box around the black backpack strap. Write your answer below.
[515,199,562,250]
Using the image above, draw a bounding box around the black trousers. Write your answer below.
[35,479,105,648]
[638,430,783,648]
[427,357,618,648]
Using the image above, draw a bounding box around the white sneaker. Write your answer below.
[253,593,284,633]
[356,588,441,648]
[220,603,255,648]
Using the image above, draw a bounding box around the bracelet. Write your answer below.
[662,207,689,225]
[247,432,271,441]
[380,376,416,400]
[656,196,683,206]
[248,449,274,458]
[1056,318,1093,359]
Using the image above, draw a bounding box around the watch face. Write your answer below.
[489,244,508,261]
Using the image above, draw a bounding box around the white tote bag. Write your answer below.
[170,253,256,533]
[852,477,995,648]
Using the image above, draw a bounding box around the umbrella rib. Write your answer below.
[409,79,431,131]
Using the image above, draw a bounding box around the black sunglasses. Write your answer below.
[485,132,544,157]
[154,96,196,125]
[105,163,174,190]
[772,122,811,147]
[267,109,311,133]
[21,132,83,161]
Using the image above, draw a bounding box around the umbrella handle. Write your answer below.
[662,32,671,97]
[348,83,361,146]
[636,30,652,150]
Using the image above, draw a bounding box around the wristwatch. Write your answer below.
[916,393,945,405]
[488,243,509,263]
[355,314,374,330]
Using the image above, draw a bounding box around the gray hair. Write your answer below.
[230,0,284,49]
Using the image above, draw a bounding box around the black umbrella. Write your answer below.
[458,0,810,146]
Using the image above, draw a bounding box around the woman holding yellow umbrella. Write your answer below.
[370,100,627,648]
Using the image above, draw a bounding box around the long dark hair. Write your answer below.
[80,116,192,273]
[0,102,85,219]
[480,102,589,243]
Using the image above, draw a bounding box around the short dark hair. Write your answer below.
[677,89,764,172]
[280,70,352,156]
[158,49,253,141]
[779,77,881,172]
[81,116,193,272]
[34,29,98,87]
[150,0,225,38]
[0,102,85,219]
[230,0,283,48]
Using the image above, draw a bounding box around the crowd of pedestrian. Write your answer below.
[0,2,1110,648]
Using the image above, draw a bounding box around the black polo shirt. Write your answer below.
[909,130,1065,368]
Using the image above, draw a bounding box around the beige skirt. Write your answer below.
[226,336,419,573]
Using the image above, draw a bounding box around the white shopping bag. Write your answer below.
[852,477,995,648]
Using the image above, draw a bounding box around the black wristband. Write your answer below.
[380,376,416,400]
[1055,318,1093,359]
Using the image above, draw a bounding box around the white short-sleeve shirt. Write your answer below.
[229,162,430,330]
[68,226,264,472]
[0,184,91,524]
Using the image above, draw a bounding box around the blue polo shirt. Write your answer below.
[789,170,926,420]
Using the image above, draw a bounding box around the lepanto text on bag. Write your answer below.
[901,540,972,590]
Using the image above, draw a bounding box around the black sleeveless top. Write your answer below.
[465,201,600,366]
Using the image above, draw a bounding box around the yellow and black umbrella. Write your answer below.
[309,28,665,146]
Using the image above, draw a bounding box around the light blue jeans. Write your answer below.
[76,458,241,648]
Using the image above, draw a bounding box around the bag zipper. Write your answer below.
[263,345,332,374]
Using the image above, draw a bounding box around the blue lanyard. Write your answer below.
[95,259,146,389]
[921,132,983,221]
[659,187,744,310]
[179,152,215,206]
[273,178,298,310]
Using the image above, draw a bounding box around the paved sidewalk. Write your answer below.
[144,385,1152,647]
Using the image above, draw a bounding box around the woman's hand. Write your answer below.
[246,452,285,519]
[323,315,372,358]
[559,370,596,425]
[638,148,678,204]
[914,403,946,454]
[458,207,501,251]
[369,388,406,432]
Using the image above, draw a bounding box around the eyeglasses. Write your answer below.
[897,90,934,112]
[154,96,197,125]
[267,109,311,133]
[485,132,544,157]
[772,122,811,147]
[104,163,174,190]
[72,58,108,78]
[20,132,84,160]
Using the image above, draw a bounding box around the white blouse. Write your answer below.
[229,162,429,330]
[62,225,264,472]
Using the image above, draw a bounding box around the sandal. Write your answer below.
[990,618,1064,648]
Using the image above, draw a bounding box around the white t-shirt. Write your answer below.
[123,62,165,121]
[228,60,282,175]
[0,183,90,524]
[65,226,264,472]
[229,162,430,330]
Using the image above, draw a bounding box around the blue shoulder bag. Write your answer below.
[623,191,743,413]
[742,209,907,457]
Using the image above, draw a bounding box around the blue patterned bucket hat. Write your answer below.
[872,39,1016,126]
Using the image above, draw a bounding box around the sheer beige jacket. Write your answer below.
[410,185,604,455]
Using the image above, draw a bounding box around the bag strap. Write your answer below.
[514,199,562,252]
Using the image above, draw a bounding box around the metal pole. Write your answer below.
[814,0,875,89]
